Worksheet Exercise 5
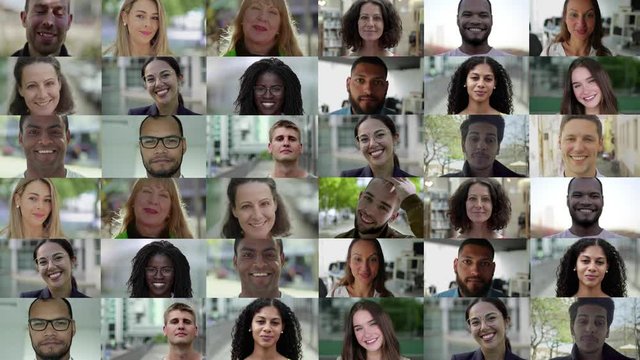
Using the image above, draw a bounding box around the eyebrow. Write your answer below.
[363,191,392,209]
[36,251,64,260]
[133,9,159,15]
[468,131,496,136]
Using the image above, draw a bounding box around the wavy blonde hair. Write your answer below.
[3,178,64,239]
[104,0,172,56]
[112,178,194,238]
[221,0,303,56]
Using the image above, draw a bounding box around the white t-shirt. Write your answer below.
[542,42,599,56]
[328,285,381,297]
[548,228,626,239]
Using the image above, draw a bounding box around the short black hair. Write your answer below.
[457,0,492,15]
[29,298,73,319]
[567,177,603,196]
[139,115,184,137]
[233,238,284,256]
[19,115,69,134]
[458,238,495,260]
[569,297,614,329]
[460,115,505,144]
[351,56,388,78]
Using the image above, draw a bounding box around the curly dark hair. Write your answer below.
[231,298,302,360]
[560,57,618,115]
[234,58,303,115]
[127,240,193,297]
[556,238,627,297]
[447,56,513,114]
[341,0,402,51]
[342,300,401,360]
[447,177,511,232]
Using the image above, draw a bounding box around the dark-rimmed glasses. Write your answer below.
[139,136,183,149]
[28,318,72,331]
[254,85,284,96]
[145,267,174,276]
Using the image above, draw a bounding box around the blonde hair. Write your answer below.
[113,178,194,238]
[104,0,172,56]
[3,178,64,239]
[221,0,303,56]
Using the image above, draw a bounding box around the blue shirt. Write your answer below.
[330,106,397,115]
[435,287,506,298]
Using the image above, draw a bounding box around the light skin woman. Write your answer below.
[105,0,171,56]
[331,239,394,297]
[561,57,618,115]
[462,183,500,239]
[4,178,64,239]
[341,0,402,57]
[355,117,398,177]
[545,0,612,56]
[31,240,83,298]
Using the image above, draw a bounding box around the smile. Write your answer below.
[155,88,169,96]
[359,211,375,224]
[144,208,159,214]
[368,149,384,158]
[37,31,57,38]
[260,101,276,108]
[253,24,268,32]
[570,155,587,161]
[363,337,378,345]
[578,208,594,213]
[466,27,485,32]
[251,272,270,277]
[47,271,62,280]
[152,282,166,288]
[480,332,496,341]
[36,150,55,154]
[248,220,269,228]
[582,94,597,102]
[140,31,153,36]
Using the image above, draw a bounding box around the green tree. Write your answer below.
[531,298,572,360]
[424,116,462,176]
[318,178,363,211]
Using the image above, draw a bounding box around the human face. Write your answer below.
[35,242,74,294]
[242,0,281,50]
[565,0,596,41]
[143,60,181,110]
[251,306,283,349]
[254,72,284,115]
[567,178,603,228]
[462,122,499,174]
[358,2,384,43]
[163,310,198,346]
[20,0,72,56]
[348,240,380,288]
[571,67,602,114]
[355,179,399,235]
[356,118,397,169]
[347,63,388,114]
[18,62,61,116]
[133,182,172,232]
[144,254,174,297]
[353,310,384,354]
[16,180,52,232]
[465,183,492,226]
[559,119,602,177]
[467,302,508,352]
[575,245,608,293]
[233,238,283,296]
[19,115,70,176]
[572,304,609,356]
[232,182,277,240]
[268,127,302,163]
[139,116,186,178]
[454,244,495,297]
[465,63,495,105]
[457,0,492,46]
[122,0,159,50]
[28,299,75,360]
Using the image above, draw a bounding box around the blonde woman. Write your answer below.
[3,178,65,239]
[112,178,194,238]
[104,0,172,56]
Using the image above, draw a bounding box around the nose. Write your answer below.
[46,260,56,270]
[41,10,54,26]
[38,130,53,145]
[469,262,480,275]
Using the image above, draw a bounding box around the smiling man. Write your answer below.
[233,237,285,298]
[28,298,76,360]
[139,115,187,178]
[267,120,315,178]
[14,0,73,56]
[162,302,203,360]
[559,115,604,177]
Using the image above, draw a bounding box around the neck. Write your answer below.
[22,222,45,239]
[37,353,70,360]
[577,348,604,360]
[358,41,388,56]
[586,106,600,115]
[348,281,373,297]
[272,161,306,178]
[49,281,73,298]
[569,222,603,237]
[148,170,182,178]
[156,98,180,116]
[459,42,492,55]
[366,350,382,360]
[166,344,200,360]
[28,44,59,57]
[370,161,395,178]
[575,285,607,298]
[135,221,164,238]
[564,39,591,56]
[244,39,276,56]
[461,100,498,115]
[468,164,493,177]
[240,287,281,298]
[462,224,496,239]
[564,168,597,177]
[481,345,506,360]
[129,40,152,56]
[25,166,66,179]
[250,343,281,360]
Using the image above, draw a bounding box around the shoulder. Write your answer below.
[65,168,85,178]
[114,231,129,239]
[20,289,45,298]
[128,105,153,115]
[544,42,566,56]
[330,285,349,297]
[177,105,200,115]
[340,167,367,177]
[330,107,350,115]
[435,288,457,298]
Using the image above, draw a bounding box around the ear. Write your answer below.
[20,11,27,27]
[71,320,76,337]
[14,193,21,209]
[233,255,238,269]
[67,13,73,28]
[182,138,187,155]
[162,324,168,337]
[120,11,127,25]
[598,137,604,152]
[280,253,285,267]
[460,137,465,154]
[65,129,71,145]
[453,258,458,273]
[496,142,500,156]
[18,132,24,147]
[346,77,351,93]
[389,210,399,222]
[268,142,273,155]
[231,206,238,219]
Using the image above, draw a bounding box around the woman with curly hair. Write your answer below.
[561,57,618,115]
[447,177,511,239]
[234,58,303,115]
[447,56,513,115]
[127,240,192,297]
[231,298,302,360]
[556,238,626,297]
[329,238,394,297]
[341,0,402,56]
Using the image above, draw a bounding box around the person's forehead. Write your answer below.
[23,116,65,129]
[254,305,281,319]
[141,117,181,136]
[468,301,499,318]
[468,64,494,76]
[272,126,299,138]
[562,119,599,136]
[352,63,386,77]
[567,0,594,13]
[167,309,195,322]
[467,122,498,136]
[569,178,601,194]
[467,183,490,196]
[30,300,70,318]
[460,244,492,258]
[360,2,382,14]
[145,60,173,75]
[28,0,69,10]
[238,238,279,252]
[576,304,607,318]
[459,0,491,14]
[353,309,374,325]
[571,66,593,81]
[352,240,378,256]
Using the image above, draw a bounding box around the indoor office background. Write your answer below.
[100,178,207,238]
[319,238,424,298]
[101,115,208,178]
[0,298,101,360]
[318,57,423,115]
[530,177,640,238]
[0,239,100,298]
[0,116,102,178]
[317,177,423,238]
[424,0,529,55]
[205,178,319,239]
[424,239,530,298]
[424,114,530,178]
[319,297,424,360]
[206,238,318,298]
[206,57,318,115]
[530,238,640,297]
[101,56,207,115]
[317,114,423,177]
[530,115,640,177]
[318,0,424,56]
[424,298,530,360]
[205,0,319,56]
[205,298,319,360]
[101,239,208,298]
[426,178,530,239]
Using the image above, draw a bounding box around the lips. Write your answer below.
[47,271,63,281]
[569,154,587,162]
[480,332,496,342]
[363,337,379,345]
[155,88,169,97]
[574,27,588,36]
[260,101,276,108]
[359,211,375,225]
[250,272,270,277]
[144,207,159,215]
[584,274,598,281]
[36,31,57,41]
[248,219,268,228]
[140,30,153,37]
[253,24,268,32]
[466,27,486,33]
[151,157,173,164]
[152,282,167,289]
[368,148,384,159]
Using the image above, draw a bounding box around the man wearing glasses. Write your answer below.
[28,298,76,360]
[139,115,187,178]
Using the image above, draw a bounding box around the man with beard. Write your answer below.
[435,238,505,297]
[267,120,316,178]
[335,177,423,238]
[330,57,397,115]
[439,0,512,56]
[162,302,203,360]
[13,0,73,56]
[139,115,186,178]
[28,298,76,360]
[550,177,624,238]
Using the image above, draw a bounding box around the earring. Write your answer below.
[249,329,252,332]
[463,84,466,87]
[573,268,576,271]
[281,331,284,334]
[16,204,19,208]
[124,22,127,26]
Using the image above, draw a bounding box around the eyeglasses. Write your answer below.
[139,136,183,149]
[35,254,67,268]
[29,318,72,331]
[467,313,500,329]
[143,70,175,86]
[355,129,390,145]
[254,85,284,96]
[145,267,174,276]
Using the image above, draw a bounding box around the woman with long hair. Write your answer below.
[127,240,193,297]
[112,178,194,239]
[561,57,618,115]
[447,57,513,115]
[341,0,402,56]
[9,57,74,115]
[556,238,627,297]
[329,238,394,297]
[231,298,302,360]
[3,178,64,239]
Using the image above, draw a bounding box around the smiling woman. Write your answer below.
[561,57,618,115]
[341,0,402,56]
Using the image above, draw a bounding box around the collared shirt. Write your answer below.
[330,105,397,115]
[439,47,513,56]
[12,43,70,56]
[434,286,506,298]
[441,160,525,177]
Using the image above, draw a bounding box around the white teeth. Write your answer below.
[369,149,383,157]
[571,155,586,161]
[261,102,275,108]
[481,333,495,341]
[252,273,268,277]
[249,221,267,228]
[364,338,377,344]
[360,213,374,224]
[583,95,596,101]
[156,89,169,96]
[48,272,62,280]
[37,150,54,154]
[579,209,593,213]
[468,28,483,32]
[152,283,165,288]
